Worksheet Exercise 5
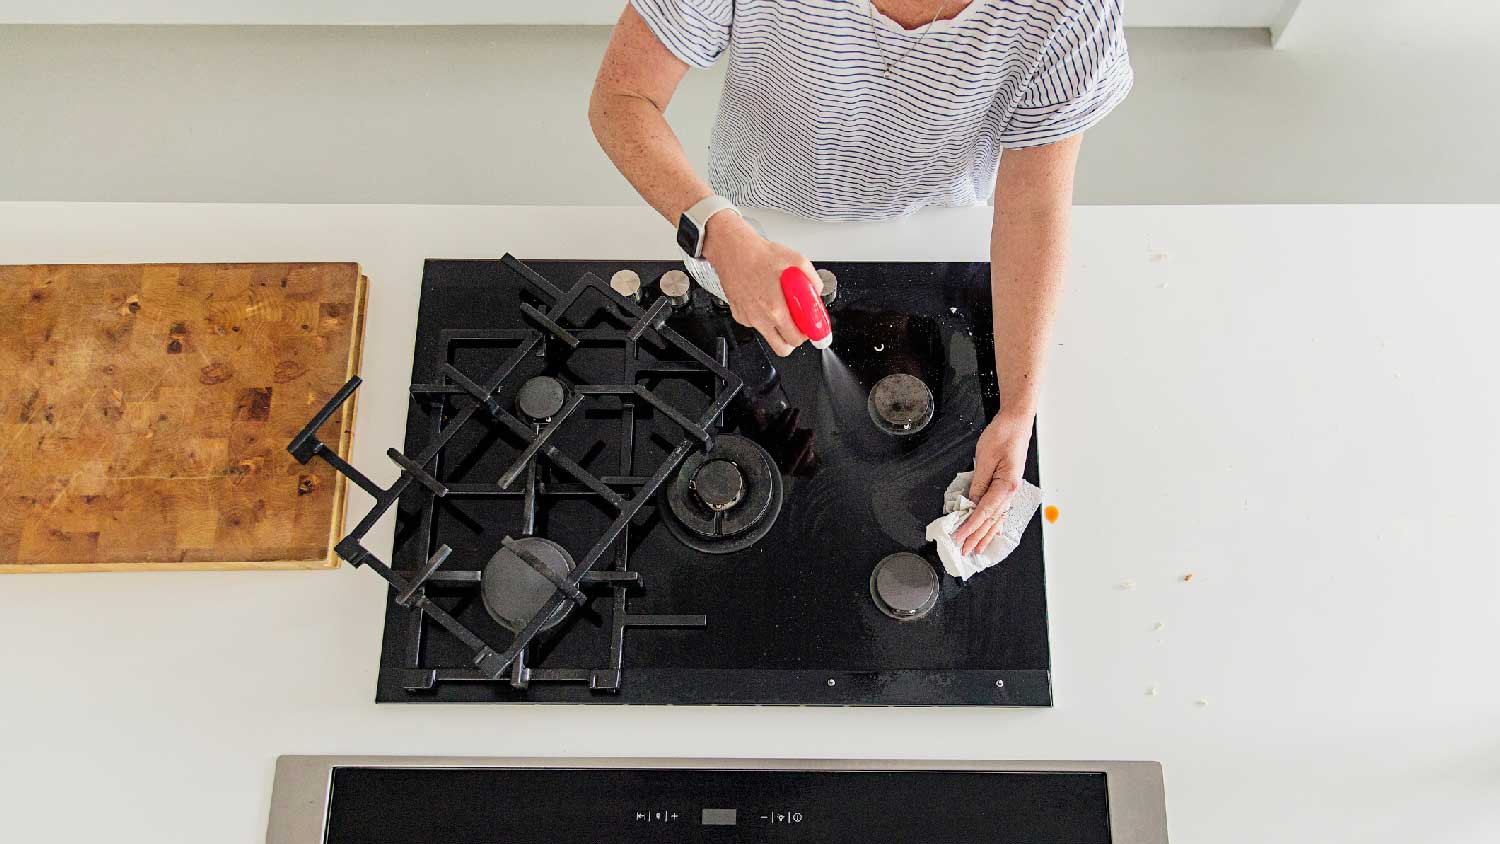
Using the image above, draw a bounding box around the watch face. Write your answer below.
[676,214,701,256]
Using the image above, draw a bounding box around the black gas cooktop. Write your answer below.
[290,255,1050,705]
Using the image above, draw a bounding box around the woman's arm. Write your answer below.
[587,5,710,225]
[954,135,1081,554]
[588,6,819,356]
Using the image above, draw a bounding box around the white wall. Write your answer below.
[1,25,1497,205]
[0,0,1286,26]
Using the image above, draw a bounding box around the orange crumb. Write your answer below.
[1183,573,1194,582]
[1043,505,1059,524]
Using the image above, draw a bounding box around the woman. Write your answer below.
[589,0,1131,555]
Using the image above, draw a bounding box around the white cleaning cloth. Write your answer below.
[924,471,1044,581]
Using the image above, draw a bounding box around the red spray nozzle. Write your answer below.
[779,267,833,350]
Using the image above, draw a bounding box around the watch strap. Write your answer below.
[679,195,740,258]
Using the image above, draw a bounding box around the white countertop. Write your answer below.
[1,202,1497,843]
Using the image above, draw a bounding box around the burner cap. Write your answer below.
[870,552,940,621]
[660,434,783,554]
[516,376,566,422]
[691,458,744,512]
[481,536,575,634]
[867,373,934,436]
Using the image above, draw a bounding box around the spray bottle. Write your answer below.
[777,266,833,349]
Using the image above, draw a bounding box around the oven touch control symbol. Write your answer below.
[637,810,681,823]
[762,810,802,824]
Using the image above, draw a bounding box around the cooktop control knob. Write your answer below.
[609,269,642,303]
[659,270,692,307]
[817,268,837,305]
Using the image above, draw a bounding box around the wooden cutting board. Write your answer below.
[0,263,367,572]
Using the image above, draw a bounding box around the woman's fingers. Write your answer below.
[967,470,991,504]
[975,517,1005,555]
[954,498,988,544]
[964,515,1002,556]
[954,508,985,545]
[958,482,1019,555]
[958,459,996,541]
[955,474,1001,543]
[803,260,823,295]
[959,511,1002,556]
[757,303,807,356]
[774,314,808,349]
[960,515,991,556]
[758,323,797,356]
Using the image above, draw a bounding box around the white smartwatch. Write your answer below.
[676,194,740,259]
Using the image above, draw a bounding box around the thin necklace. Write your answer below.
[867,0,954,77]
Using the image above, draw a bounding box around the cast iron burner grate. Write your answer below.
[287,254,742,693]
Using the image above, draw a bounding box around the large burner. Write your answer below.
[870,552,940,621]
[868,373,934,436]
[660,434,782,554]
[481,536,575,634]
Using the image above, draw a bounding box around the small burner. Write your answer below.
[692,459,744,512]
[481,536,575,634]
[660,434,783,554]
[870,552,940,621]
[516,375,566,422]
[867,373,934,436]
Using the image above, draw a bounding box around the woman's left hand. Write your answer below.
[954,413,1033,555]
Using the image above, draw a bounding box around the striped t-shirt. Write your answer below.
[632,0,1133,221]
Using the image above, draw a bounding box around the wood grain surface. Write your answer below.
[0,263,366,571]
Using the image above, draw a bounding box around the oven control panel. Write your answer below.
[323,767,1111,843]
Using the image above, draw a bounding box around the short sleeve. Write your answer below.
[999,1,1133,149]
[630,0,734,69]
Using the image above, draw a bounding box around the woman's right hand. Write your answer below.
[701,212,822,356]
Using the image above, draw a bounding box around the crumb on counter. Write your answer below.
[1043,505,1059,523]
